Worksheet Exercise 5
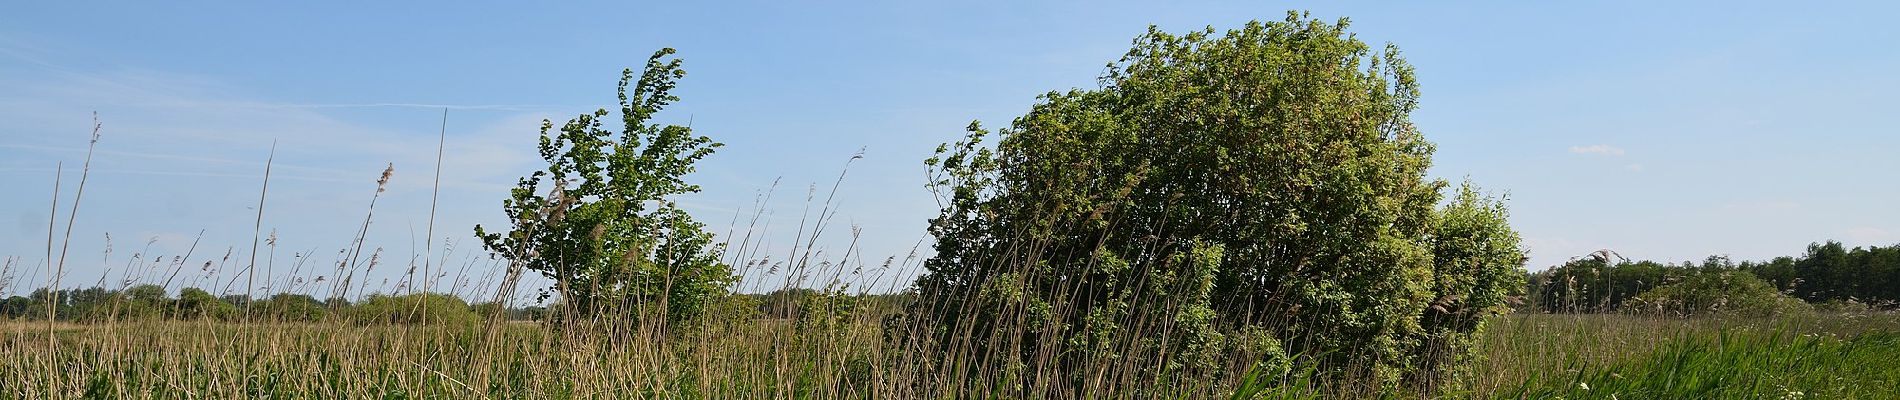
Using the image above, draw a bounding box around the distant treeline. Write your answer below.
[0,285,911,325]
[0,285,548,324]
[1527,240,1900,313]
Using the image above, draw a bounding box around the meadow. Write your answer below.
[3,310,1897,399]
[7,14,1900,400]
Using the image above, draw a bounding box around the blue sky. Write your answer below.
[3,2,1897,300]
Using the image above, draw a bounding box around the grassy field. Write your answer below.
[3,312,1897,399]
[1471,313,1900,399]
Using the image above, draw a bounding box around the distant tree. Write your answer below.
[1863,245,1900,303]
[219,294,252,309]
[112,284,168,321]
[0,296,31,319]
[27,288,61,320]
[1523,239,1900,313]
[256,293,330,322]
[1740,256,1798,293]
[477,48,732,327]
[177,287,236,320]
[348,293,477,325]
[758,288,818,318]
[1795,241,1851,302]
[1534,258,1692,313]
[469,302,511,320]
[65,287,114,320]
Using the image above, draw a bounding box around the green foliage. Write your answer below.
[1785,241,1900,304]
[794,286,860,339]
[1526,242,1900,315]
[114,284,168,320]
[1414,183,1528,388]
[1623,272,1810,318]
[252,293,331,322]
[754,288,817,318]
[175,287,236,320]
[347,292,479,326]
[1530,258,1709,313]
[477,48,733,326]
[1504,327,1900,399]
[911,13,1524,392]
[469,301,505,319]
[0,296,31,319]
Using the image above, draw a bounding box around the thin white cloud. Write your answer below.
[1625,163,1645,172]
[1,64,549,189]
[1845,227,1895,244]
[1569,144,1626,156]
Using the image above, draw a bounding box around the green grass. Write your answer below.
[1474,313,1900,399]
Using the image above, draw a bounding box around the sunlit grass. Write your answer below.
[3,312,1896,399]
[1473,313,1900,399]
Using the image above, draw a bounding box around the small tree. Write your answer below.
[478,48,732,326]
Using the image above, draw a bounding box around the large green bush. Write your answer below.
[910,12,1524,393]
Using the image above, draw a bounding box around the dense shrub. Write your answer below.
[175,287,236,320]
[1413,184,1528,387]
[910,13,1525,394]
[1623,272,1809,318]
[347,293,479,325]
[252,293,331,322]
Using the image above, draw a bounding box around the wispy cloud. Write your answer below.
[0,63,548,190]
[1846,227,1896,244]
[1569,144,1626,156]
[0,57,561,283]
